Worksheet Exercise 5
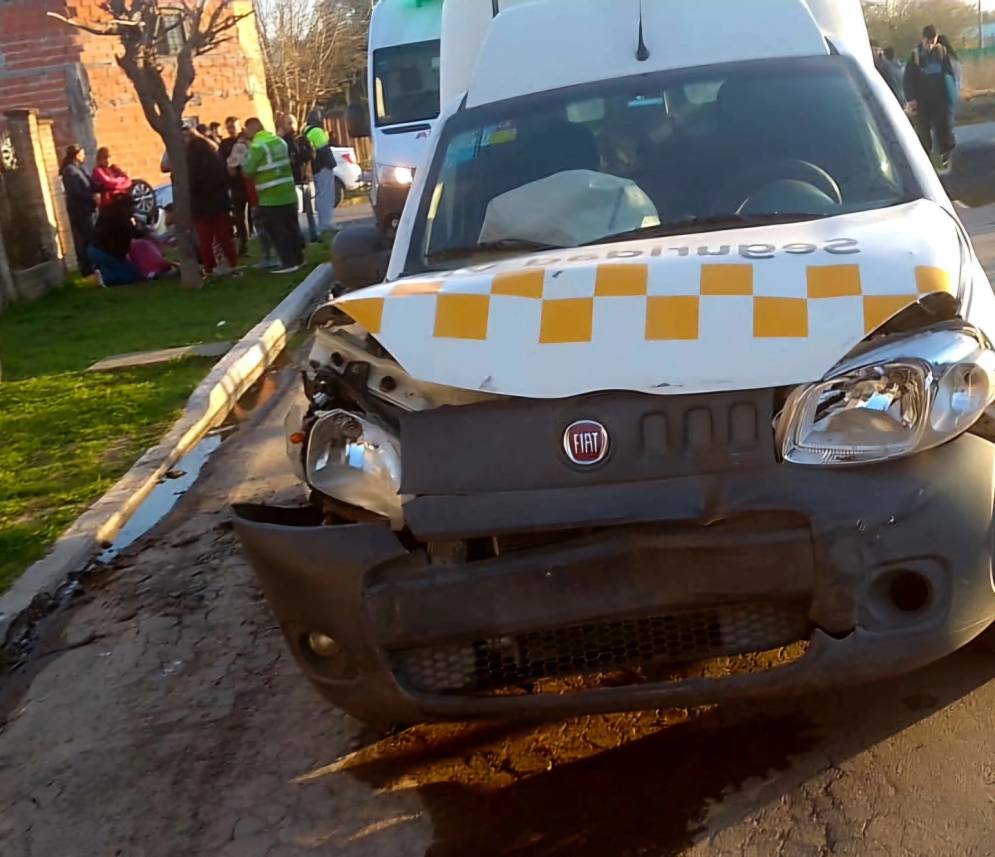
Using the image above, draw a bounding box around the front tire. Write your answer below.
[334,178,344,208]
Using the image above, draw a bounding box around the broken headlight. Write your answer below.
[305,410,403,527]
[778,326,995,466]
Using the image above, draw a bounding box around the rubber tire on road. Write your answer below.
[335,178,344,208]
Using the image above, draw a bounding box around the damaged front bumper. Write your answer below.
[233,434,995,725]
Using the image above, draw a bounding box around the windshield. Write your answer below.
[373,40,441,128]
[410,56,919,271]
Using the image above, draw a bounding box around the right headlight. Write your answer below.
[305,410,403,527]
[777,325,995,466]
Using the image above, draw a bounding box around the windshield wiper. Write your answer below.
[426,238,563,263]
[582,212,832,246]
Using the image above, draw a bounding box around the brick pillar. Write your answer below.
[38,118,76,271]
[4,109,67,274]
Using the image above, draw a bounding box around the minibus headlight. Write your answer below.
[376,164,414,186]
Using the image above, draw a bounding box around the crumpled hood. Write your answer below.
[335,201,964,398]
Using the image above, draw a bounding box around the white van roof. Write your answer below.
[371,0,443,50]
[442,0,871,111]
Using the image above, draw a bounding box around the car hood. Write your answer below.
[334,200,966,398]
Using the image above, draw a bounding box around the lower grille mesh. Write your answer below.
[392,601,810,695]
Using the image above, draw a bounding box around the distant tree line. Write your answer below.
[862,0,978,55]
[254,0,370,124]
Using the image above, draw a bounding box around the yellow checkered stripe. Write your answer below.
[337,263,954,344]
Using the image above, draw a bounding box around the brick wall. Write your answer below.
[0,1,81,147]
[0,0,273,181]
[79,0,274,180]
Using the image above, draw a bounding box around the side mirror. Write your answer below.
[345,102,371,139]
[332,226,389,293]
[943,139,995,208]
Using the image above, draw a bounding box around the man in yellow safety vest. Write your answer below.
[305,109,337,234]
[242,117,303,274]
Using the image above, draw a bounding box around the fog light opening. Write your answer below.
[301,630,358,681]
[307,632,340,658]
[888,571,932,614]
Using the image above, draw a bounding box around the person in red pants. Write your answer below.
[186,127,238,275]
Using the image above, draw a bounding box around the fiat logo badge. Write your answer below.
[563,420,609,466]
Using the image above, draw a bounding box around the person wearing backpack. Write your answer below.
[304,108,337,235]
[904,24,957,168]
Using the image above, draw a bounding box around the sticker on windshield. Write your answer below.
[447,130,480,165]
[481,121,517,147]
[628,95,664,109]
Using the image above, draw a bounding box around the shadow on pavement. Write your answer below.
[311,646,994,856]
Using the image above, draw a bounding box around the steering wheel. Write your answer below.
[729,158,843,212]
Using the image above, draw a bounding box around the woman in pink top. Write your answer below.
[92,147,133,209]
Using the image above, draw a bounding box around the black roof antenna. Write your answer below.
[636,0,650,61]
[492,0,500,16]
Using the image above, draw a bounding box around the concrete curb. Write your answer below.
[0,262,334,644]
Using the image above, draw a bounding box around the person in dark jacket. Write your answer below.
[874,46,905,107]
[88,196,143,286]
[60,145,97,276]
[904,24,957,167]
[280,113,319,243]
[219,116,249,255]
[187,128,239,275]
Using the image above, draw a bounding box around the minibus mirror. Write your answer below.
[332,226,389,293]
[943,139,995,208]
[346,103,371,139]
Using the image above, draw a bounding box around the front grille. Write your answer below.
[392,601,810,695]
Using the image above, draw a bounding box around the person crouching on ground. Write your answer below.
[241,117,303,274]
[88,196,173,286]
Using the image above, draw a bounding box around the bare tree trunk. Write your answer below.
[162,128,202,289]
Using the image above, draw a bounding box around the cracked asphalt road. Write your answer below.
[2,211,995,857]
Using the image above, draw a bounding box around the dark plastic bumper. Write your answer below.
[232,435,995,725]
[371,183,409,233]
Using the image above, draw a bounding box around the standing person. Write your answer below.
[242,117,303,273]
[187,126,239,277]
[208,122,223,145]
[875,46,905,107]
[904,24,957,168]
[281,114,319,244]
[937,36,963,99]
[304,109,336,235]
[60,145,97,277]
[226,129,277,268]
[219,117,250,255]
[92,147,133,209]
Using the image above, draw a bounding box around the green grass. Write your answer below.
[0,241,328,592]
[0,242,329,380]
